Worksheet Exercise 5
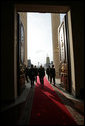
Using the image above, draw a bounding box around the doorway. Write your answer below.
[15,4,75,97]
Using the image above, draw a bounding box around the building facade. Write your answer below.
[51,14,60,78]
[58,16,67,63]
[16,12,27,95]
[58,16,69,91]
[19,12,27,66]
[28,59,31,68]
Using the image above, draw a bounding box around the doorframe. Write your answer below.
[14,4,75,98]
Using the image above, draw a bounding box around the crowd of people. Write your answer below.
[24,64,56,88]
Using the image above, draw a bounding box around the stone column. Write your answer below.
[51,14,60,78]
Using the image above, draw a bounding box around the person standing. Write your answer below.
[50,65,56,86]
[34,65,38,82]
[38,65,45,85]
[25,66,29,83]
[46,66,50,81]
[29,64,35,88]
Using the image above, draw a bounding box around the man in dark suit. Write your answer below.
[46,65,50,81]
[38,65,45,85]
[25,66,29,83]
[29,64,35,88]
[34,65,38,82]
[50,65,56,86]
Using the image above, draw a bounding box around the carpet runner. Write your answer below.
[29,76,77,125]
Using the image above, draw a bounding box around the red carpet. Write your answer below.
[29,76,77,125]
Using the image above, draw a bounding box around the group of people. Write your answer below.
[25,64,56,88]
[25,64,45,88]
[46,64,56,86]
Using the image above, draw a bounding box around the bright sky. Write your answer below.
[27,12,53,66]
[27,13,66,66]
[60,13,66,23]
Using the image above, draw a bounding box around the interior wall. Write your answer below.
[70,4,84,98]
[1,2,15,104]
